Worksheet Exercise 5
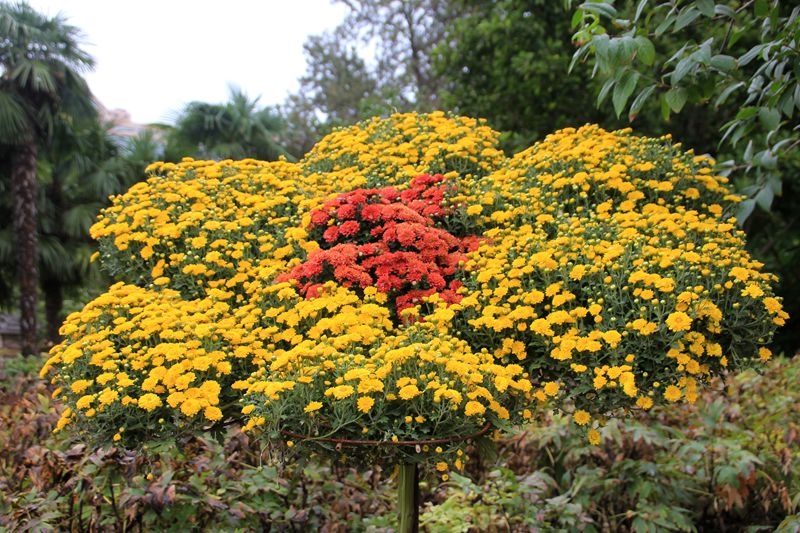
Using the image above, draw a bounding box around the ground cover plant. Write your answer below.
[37,112,788,530]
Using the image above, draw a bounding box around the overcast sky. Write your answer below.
[26,0,348,124]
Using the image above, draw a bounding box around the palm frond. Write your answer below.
[0,91,31,141]
[63,202,102,238]
[38,234,77,281]
[11,60,57,94]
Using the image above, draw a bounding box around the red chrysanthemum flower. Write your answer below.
[284,174,473,322]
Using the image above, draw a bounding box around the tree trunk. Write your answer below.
[11,140,40,355]
[42,277,63,347]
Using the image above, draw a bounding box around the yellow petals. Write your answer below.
[44,113,783,456]
[663,385,682,402]
[665,312,692,332]
[325,385,355,400]
[464,400,486,417]
[398,384,422,401]
[357,396,375,413]
[573,410,591,426]
[304,401,323,413]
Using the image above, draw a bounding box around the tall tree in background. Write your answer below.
[278,29,380,157]
[279,26,404,156]
[298,29,380,125]
[0,113,157,346]
[337,0,457,110]
[0,1,95,354]
[165,87,292,162]
[279,0,458,156]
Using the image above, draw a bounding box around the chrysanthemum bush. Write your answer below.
[42,112,787,479]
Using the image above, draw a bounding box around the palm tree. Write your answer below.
[165,86,294,162]
[38,117,155,345]
[0,117,159,347]
[0,2,95,354]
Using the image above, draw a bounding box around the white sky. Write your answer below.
[26,0,348,125]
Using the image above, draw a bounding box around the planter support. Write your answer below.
[398,462,420,533]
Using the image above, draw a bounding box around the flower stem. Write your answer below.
[397,462,419,533]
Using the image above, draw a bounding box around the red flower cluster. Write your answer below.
[306,173,455,248]
[282,175,475,319]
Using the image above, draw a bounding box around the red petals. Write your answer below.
[286,174,471,319]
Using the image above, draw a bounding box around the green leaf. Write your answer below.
[697,0,715,17]
[633,0,648,22]
[767,174,783,196]
[755,184,774,211]
[578,2,618,20]
[758,107,781,131]
[613,71,640,117]
[754,0,769,17]
[744,140,755,162]
[710,54,737,72]
[779,91,795,117]
[628,84,657,121]
[571,9,585,29]
[671,55,695,85]
[714,4,736,18]
[597,78,615,106]
[674,6,701,31]
[756,149,778,170]
[660,94,672,120]
[592,34,612,64]
[634,36,656,66]
[715,81,744,106]
[655,13,676,36]
[736,198,756,224]
[664,87,688,112]
[631,516,652,533]
[739,44,764,67]
[735,106,759,121]
[0,91,30,140]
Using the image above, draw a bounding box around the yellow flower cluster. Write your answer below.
[453,124,787,434]
[301,111,504,199]
[43,113,785,459]
[42,282,262,442]
[88,158,307,299]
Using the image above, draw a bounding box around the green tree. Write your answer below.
[165,87,292,162]
[0,1,95,354]
[570,0,800,353]
[280,0,459,156]
[337,0,458,110]
[0,118,159,346]
[278,26,407,157]
[434,0,620,152]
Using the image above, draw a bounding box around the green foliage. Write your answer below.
[279,0,457,156]
[165,86,293,162]
[434,0,619,152]
[421,357,800,531]
[0,1,95,143]
[0,0,98,354]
